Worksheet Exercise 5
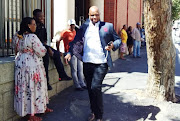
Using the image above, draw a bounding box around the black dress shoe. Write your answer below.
[137,56,141,58]
[75,87,84,91]
[59,76,72,81]
[47,84,52,90]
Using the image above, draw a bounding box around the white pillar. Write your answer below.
[45,0,51,45]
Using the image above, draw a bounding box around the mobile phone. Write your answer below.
[107,41,112,46]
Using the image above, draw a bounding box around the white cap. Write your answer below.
[68,19,80,29]
[68,19,76,25]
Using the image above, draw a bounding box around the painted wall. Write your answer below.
[89,0,104,21]
[128,0,142,29]
[117,0,128,33]
[104,0,115,25]
[104,0,143,33]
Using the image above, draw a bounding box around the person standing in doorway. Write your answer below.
[132,22,141,58]
[57,19,86,91]
[64,6,121,121]
[33,9,72,90]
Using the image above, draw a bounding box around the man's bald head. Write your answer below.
[89,6,99,13]
[89,6,100,24]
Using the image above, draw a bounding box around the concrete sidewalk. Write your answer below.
[39,47,180,121]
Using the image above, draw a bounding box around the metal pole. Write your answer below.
[0,0,2,56]
[2,0,5,56]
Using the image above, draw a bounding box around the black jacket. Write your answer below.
[35,23,47,44]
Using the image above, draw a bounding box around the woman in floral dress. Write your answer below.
[13,17,51,121]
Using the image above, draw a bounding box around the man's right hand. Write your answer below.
[64,53,71,64]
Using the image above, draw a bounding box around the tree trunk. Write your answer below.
[144,0,176,102]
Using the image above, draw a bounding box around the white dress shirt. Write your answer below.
[83,21,107,64]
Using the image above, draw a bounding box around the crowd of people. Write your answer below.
[119,23,146,60]
[13,5,145,121]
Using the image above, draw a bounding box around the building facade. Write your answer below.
[104,0,143,32]
[0,0,142,57]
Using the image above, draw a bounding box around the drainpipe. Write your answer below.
[115,0,118,32]
[140,0,142,23]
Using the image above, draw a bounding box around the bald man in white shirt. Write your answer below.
[65,6,121,121]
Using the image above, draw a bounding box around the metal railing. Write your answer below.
[0,0,50,57]
[0,0,44,57]
[0,0,21,57]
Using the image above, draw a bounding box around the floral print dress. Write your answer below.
[13,33,48,117]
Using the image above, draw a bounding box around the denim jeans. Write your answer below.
[43,45,49,84]
[69,55,86,88]
[133,40,141,57]
[83,63,108,119]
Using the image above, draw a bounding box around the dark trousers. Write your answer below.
[43,49,50,84]
[51,47,68,78]
[83,63,108,119]
[43,45,68,84]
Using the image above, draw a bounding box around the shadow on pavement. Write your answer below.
[102,77,120,93]
[38,85,161,121]
[109,47,148,74]
[38,47,160,121]
[103,93,160,121]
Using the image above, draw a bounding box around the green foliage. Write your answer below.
[172,0,180,21]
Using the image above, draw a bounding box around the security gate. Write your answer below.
[0,0,43,57]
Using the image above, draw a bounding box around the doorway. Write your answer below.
[75,0,89,26]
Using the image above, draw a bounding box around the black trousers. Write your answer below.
[43,45,68,84]
[83,63,108,119]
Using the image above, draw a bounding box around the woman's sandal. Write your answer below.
[45,108,53,113]
[28,116,42,121]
